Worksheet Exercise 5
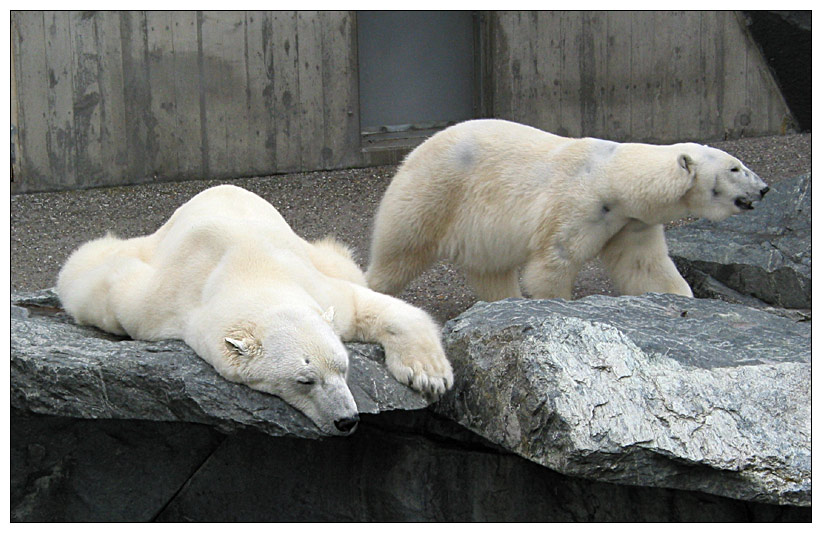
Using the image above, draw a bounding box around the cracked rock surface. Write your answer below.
[10,290,429,439]
[435,294,810,506]
[668,173,811,309]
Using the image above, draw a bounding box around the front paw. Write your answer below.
[385,341,454,400]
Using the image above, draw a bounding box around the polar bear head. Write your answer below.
[223,306,360,436]
[678,144,769,221]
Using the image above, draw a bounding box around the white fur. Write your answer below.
[366,119,768,301]
[57,185,453,436]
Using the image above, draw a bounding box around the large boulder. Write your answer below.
[11,290,429,439]
[11,289,811,518]
[668,173,811,309]
[435,294,810,506]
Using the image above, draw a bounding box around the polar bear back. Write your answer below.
[57,185,314,340]
[154,184,296,242]
[395,119,691,210]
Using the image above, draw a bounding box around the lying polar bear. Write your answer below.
[57,185,453,436]
[366,119,769,301]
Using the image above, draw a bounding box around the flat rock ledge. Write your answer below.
[668,173,811,310]
[435,294,811,507]
[11,290,429,440]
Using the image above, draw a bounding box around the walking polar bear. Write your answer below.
[57,185,452,436]
[366,119,769,301]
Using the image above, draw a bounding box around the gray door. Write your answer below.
[357,11,475,133]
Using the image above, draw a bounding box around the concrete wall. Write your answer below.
[11,11,795,192]
[485,11,794,142]
[11,11,360,192]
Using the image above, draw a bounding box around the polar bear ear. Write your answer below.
[678,153,696,176]
[321,306,336,324]
[224,337,250,357]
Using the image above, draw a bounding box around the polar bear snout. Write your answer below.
[734,185,771,211]
[294,376,360,436]
[334,414,360,433]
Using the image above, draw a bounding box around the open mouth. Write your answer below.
[734,197,754,210]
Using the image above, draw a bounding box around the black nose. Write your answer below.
[334,415,359,433]
[760,186,770,197]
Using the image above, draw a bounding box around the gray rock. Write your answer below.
[11,290,429,439]
[13,409,809,522]
[11,408,223,522]
[436,295,811,506]
[154,416,808,522]
[668,173,811,309]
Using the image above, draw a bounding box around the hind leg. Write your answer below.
[366,178,449,295]
[466,269,522,301]
[57,235,144,336]
[105,258,162,338]
[366,243,437,295]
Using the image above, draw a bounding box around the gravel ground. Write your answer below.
[10,132,811,325]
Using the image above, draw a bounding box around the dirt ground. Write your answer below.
[10,132,811,325]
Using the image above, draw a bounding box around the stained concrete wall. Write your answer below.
[11,11,360,192]
[11,11,795,192]
[485,11,795,142]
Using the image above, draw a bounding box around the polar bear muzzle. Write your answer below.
[334,414,359,433]
[734,185,769,210]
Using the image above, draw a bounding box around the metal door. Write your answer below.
[357,11,476,135]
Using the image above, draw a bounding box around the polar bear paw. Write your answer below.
[385,342,454,400]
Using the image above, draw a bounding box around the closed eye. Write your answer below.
[297,378,316,386]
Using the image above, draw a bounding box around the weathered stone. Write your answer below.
[12,408,808,522]
[11,408,224,522]
[436,294,811,506]
[155,414,808,522]
[11,290,429,439]
[668,173,811,309]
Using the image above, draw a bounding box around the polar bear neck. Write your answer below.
[598,143,694,225]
